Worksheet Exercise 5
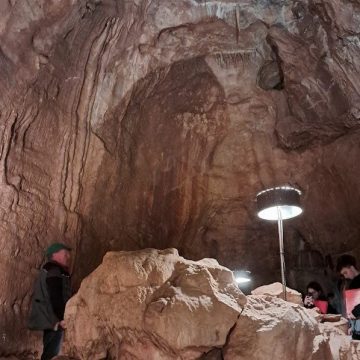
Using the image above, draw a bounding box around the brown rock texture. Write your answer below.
[62,248,246,359]
[0,0,360,356]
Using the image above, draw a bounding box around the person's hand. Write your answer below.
[304,295,314,307]
[59,320,66,329]
[348,312,356,320]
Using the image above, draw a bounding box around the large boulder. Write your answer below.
[61,249,354,359]
[63,248,246,359]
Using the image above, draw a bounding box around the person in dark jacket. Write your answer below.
[28,243,72,360]
[336,254,360,340]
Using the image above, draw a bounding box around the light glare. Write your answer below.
[236,276,251,284]
[257,205,303,221]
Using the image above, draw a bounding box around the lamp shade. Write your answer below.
[256,186,302,220]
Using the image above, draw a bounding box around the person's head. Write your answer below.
[46,243,72,268]
[336,254,359,280]
[306,281,323,300]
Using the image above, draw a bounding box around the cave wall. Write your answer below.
[0,0,360,356]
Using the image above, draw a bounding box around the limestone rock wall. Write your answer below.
[0,0,360,356]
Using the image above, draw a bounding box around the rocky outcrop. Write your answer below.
[60,250,343,359]
[63,248,246,359]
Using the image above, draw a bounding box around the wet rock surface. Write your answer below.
[0,0,360,356]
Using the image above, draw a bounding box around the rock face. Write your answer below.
[63,248,246,359]
[1,0,360,356]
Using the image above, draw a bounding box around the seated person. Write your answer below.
[303,281,337,314]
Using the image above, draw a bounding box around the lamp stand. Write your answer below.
[277,207,286,301]
[256,186,302,302]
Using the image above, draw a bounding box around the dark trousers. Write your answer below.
[41,329,63,360]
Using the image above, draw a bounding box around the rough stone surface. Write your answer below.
[340,340,360,360]
[0,0,360,356]
[62,248,246,359]
[251,282,304,305]
[223,295,332,360]
[319,318,350,360]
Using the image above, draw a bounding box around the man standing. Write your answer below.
[336,254,360,340]
[28,243,72,359]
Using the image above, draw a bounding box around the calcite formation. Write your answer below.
[0,0,360,356]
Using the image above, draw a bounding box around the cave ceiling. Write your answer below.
[0,0,360,352]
